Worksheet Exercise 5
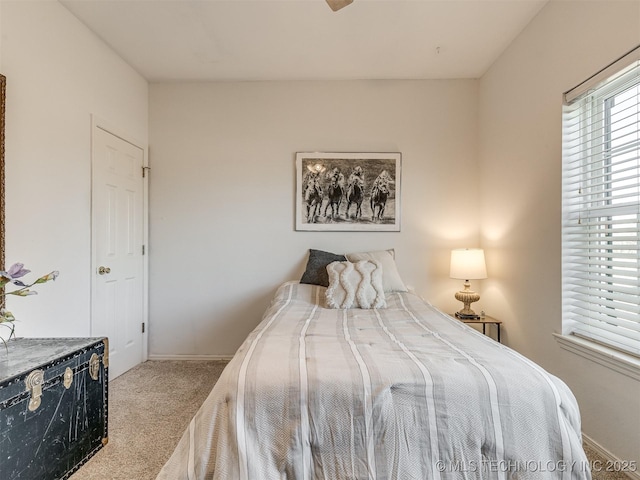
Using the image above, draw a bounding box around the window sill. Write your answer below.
[553,333,640,381]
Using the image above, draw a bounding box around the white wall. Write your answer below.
[149,80,480,356]
[0,1,148,337]
[479,0,640,465]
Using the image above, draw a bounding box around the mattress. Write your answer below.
[157,281,590,479]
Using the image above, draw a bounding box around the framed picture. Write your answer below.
[295,152,401,231]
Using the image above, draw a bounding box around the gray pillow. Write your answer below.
[300,249,347,287]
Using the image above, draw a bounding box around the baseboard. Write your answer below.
[147,354,234,361]
[583,433,640,480]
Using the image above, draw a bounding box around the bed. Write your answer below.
[157,255,590,480]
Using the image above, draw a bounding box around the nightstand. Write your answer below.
[453,315,502,343]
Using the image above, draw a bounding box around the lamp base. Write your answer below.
[454,280,481,319]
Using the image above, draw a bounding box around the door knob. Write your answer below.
[98,266,111,275]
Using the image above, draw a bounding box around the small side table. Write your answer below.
[453,315,502,343]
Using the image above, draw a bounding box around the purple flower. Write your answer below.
[6,263,30,279]
[0,263,31,286]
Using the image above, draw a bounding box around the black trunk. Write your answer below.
[0,337,108,480]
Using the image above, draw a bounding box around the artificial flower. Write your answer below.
[0,262,31,287]
[0,263,59,347]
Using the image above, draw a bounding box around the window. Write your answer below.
[562,47,640,357]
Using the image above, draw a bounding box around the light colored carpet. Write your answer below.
[71,360,630,480]
[70,360,228,480]
[583,443,633,480]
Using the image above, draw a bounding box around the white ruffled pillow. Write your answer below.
[325,260,386,309]
[345,249,408,293]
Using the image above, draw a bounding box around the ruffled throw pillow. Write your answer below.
[325,260,386,309]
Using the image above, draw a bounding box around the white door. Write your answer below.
[91,124,145,379]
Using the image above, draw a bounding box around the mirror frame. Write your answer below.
[0,74,5,273]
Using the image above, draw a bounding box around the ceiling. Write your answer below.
[60,0,549,82]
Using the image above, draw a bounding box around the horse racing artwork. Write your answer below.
[295,152,401,231]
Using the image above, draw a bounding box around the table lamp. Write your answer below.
[450,248,487,319]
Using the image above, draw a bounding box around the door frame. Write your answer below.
[90,114,149,365]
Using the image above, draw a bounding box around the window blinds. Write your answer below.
[562,47,640,356]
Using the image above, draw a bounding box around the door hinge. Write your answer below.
[142,166,151,178]
[142,322,145,334]
[142,245,146,255]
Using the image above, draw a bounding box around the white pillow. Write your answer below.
[325,260,386,309]
[345,249,408,293]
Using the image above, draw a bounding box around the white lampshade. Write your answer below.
[450,249,487,280]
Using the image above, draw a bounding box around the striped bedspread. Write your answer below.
[157,282,590,480]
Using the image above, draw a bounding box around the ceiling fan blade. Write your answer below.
[326,0,354,12]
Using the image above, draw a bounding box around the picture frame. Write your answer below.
[295,152,401,231]
[0,74,5,274]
